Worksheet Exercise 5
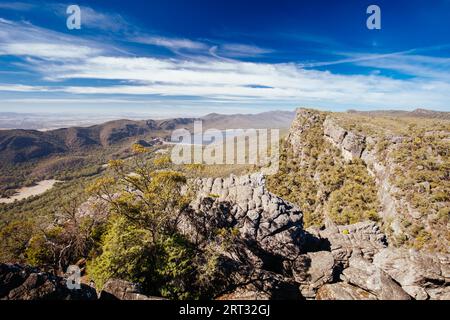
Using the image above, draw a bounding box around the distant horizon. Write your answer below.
[0,105,448,117]
[1,106,448,132]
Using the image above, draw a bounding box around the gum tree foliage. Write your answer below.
[87,144,220,299]
[0,198,103,271]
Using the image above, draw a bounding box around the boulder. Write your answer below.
[187,173,304,260]
[99,279,166,300]
[323,117,347,144]
[323,117,366,161]
[0,263,97,300]
[316,283,376,300]
[373,248,450,300]
[340,253,410,300]
[316,221,387,267]
[216,266,302,300]
[292,251,335,298]
[341,132,366,160]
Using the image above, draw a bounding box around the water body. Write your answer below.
[167,130,248,146]
[0,179,61,204]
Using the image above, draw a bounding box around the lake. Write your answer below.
[0,179,61,204]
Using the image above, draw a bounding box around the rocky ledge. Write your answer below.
[2,173,449,300]
[182,173,449,300]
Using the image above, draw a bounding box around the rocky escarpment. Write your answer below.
[285,108,449,252]
[323,117,366,161]
[180,173,449,300]
[321,113,449,251]
[184,173,305,299]
[322,116,400,223]
[2,172,449,300]
[189,173,304,259]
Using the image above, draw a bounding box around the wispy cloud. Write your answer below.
[132,36,208,51]
[0,84,50,92]
[0,13,449,111]
[0,1,35,11]
[131,35,272,60]
[217,43,273,58]
[0,42,100,60]
[0,2,130,32]
[352,53,450,80]
[9,53,450,110]
[74,6,129,32]
[0,19,106,60]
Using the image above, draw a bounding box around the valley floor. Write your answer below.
[0,179,61,204]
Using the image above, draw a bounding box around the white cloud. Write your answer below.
[0,3,130,32]
[353,54,450,80]
[11,55,450,110]
[0,19,103,60]
[218,43,273,57]
[0,43,99,59]
[77,6,129,32]
[0,18,449,111]
[132,36,208,51]
[0,84,50,92]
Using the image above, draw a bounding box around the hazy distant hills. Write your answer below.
[347,108,450,120]
[2,108,447,165]
[0,110,296,131]
[0,110,295,164]
[0,118,191,164]
[201,110,296,129]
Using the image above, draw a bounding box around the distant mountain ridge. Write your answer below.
[347,108,450,120]
[0,118,191,164]
[201,110,296,129]
[0,110,295,165]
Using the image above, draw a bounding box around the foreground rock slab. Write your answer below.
[0,264,97,300]
[99,279,166,300]
[373,248,450,300]
[316,282,376,300]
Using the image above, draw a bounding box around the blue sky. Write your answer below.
[0,0,449,116]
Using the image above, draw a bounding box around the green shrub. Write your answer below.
[88,215,153,290]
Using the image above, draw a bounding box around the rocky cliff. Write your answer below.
[2,172,449,300]
[2,108,448,300]
[277,108,449,253]
[182,173,449,300]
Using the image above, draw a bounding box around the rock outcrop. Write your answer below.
[319,111,448,250]
[188,173,304,260]
[179,172,450,300]
[373,248,450,300]
[340,253,411,300]
[316,282,377,300]
[323,118,366,161]
[312,221,387,266]
[0,264,97,300]
[182,173,304,299]
[292,251,336,298]
[99,279,166,300]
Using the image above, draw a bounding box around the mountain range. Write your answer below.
[0,110,295,165]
